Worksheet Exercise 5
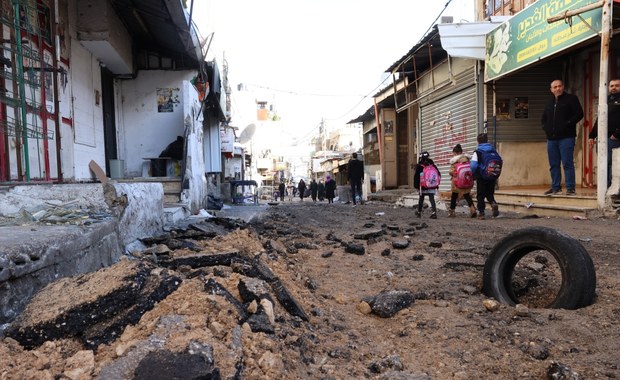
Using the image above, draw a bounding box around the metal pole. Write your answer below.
[12,0,30,181]
[51,0,63,182]
[597,0,612,209]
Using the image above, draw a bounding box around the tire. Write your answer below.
[483,226,596,309]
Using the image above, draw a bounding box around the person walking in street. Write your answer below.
[325,175,336,204]
[588,78,620,188]
[298,179,307,202]
[287,181,295,202]
[310,178,318,202]
[348,152,364,205]
[471,133,501,220]
[448,144,477,218]
[413,151,440,219]
[541,79,584,196]
[278,181,285,202]
[318,179,325,201]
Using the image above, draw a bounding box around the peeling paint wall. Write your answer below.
[108,182,164,245]
[180,81,208,213]
[118,70,196,177]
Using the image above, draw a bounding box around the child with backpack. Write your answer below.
[448,144,477,218]
[413,151,440,219]
[470,133,502,220]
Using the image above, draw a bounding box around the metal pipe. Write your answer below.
[51,0,62,182]
[12,0,30,181]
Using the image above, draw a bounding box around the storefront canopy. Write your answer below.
[484,0,609,82]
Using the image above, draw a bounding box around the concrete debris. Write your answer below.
[362,290,415,318]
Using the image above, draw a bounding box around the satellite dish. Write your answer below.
[238,123,256,144]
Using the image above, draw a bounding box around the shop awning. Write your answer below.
[437,17,511,60]
[484,0,606,82]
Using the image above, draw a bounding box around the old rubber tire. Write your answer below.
[483,226,596,309]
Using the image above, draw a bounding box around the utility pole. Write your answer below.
[596,0,612,209]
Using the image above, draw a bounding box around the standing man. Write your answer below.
[348,152,364,205]
[588,78,620,188]
[541,79,584,196]
[278,181,285,202]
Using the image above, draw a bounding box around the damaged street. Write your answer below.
[1,201,619,379]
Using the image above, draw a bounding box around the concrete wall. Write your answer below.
[0,184,108,216]
[118,70,196,177]
[497,142,550,187]
[109,182,164,246]
[180,81,208,213]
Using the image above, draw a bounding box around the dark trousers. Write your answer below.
[476,179,497,213]
[450,192,474,209]
[418,193,436,212]
[350,179,362,204]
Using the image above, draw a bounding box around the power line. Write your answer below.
[241,82,366,98]
[324,0,454,123]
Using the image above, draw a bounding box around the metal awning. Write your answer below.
[437,17,511,60]
[110,0,204,70]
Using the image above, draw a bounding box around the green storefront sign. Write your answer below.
[485,0,602,82]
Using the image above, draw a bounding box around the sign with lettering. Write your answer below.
[485,0,602,82]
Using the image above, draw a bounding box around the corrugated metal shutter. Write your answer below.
[485,63,558,142]
[419,70,479,192]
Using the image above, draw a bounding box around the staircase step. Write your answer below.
[495,199,594,219]
[495,191,597,209]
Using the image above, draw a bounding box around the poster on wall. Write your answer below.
[514,97,529,119]
[157,88,180,113]
[220,126,234,153]
[497,98,510,120]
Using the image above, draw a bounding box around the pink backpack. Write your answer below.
[420,164,440,189]
[453,161,474,189]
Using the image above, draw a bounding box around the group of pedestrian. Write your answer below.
[276,175,337,203]
[414,77,620,219]
[415,132,501,220]
[273,152,365,205]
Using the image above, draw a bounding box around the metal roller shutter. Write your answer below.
[419,70,479,192]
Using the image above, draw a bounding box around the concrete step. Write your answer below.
[493,190,596,218]
[494,199,594,219]
[494,190,597,209]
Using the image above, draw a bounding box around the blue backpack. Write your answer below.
[475,149,503,181]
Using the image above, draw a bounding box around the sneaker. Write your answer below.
[491,203,499,217]
[448,209,456,218]
[566,189,576,196]
[477,213,486,220]
[430,212,437,219]
[415,210,421,218]
[544,188,561,196]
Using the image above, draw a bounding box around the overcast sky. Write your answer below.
[192,0,474,140]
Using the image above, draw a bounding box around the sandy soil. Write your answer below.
[1,200,619,379]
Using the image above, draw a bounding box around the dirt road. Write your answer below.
[1,200,619,379]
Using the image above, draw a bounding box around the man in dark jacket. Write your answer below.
[541,79,584,196]
[348,152,364,205]
[588,78,620,187]
[278,181,285,202]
